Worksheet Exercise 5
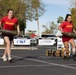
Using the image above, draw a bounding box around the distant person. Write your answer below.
[58,14,76,59]
[0,9,20,62]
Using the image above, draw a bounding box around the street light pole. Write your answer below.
[36,9,40,37]
[37,17,40,37]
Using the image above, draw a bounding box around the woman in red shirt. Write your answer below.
[58,14,76,59]
[0,9,20,62]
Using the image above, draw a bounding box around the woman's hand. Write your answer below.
[73,29,76,34]
[0,26,3,29]
[16,24,20,36]
[61,30,64,33]
[17,31,20,36]
[58,26,64,33]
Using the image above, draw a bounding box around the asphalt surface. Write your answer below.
[0,46,76,75]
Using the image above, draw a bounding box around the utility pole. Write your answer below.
[36,8,40,37]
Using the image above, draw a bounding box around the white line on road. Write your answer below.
[0,65,53,68]
[0,54,76,69]
[26,58,76,70]
[11,55,76,70]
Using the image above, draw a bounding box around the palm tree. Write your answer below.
[57,16,64,24]
[31,0,45,36]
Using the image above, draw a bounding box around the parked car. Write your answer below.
[14,35,37,46]
[40,34,57,46]
[14,35,31,39]
[0,34,2,38]
[41,34,56,39]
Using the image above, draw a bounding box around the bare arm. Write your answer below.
[17,24,20,35]
[58,26,63,33]
[73,29,76,33]
[0,21,2,29]
[0,21,1,27]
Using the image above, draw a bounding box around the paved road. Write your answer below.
[0,46,76,75]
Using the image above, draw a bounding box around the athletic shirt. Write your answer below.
[60,21,73,32]
[0,16,18,30]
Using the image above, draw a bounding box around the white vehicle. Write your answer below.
[38,34,57,46]
[14,35,37,46]
[57,36,64,50]
[41,34,57,40]
[0,34,4,45]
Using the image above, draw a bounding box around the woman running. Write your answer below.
[0,9,20,62]
[58,14,76,59]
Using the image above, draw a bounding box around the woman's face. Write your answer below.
[7,10,14,18]
[67,16,72,22]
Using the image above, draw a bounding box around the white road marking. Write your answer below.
[12,55,76,70]
[0,54,76,69]
[65,64,76,66]
[0,65,53,68]
[26,58,76,70]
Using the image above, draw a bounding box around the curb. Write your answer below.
[0,47,38,50]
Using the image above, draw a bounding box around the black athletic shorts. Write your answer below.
[1,33,14,41]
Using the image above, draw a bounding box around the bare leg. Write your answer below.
[11,41,14,47]
[2,36,11,61]
[4,36,11,57]
[63,42,69,56]
[64,42,69,51]
[69,39,76,55]
[3,49,7,56]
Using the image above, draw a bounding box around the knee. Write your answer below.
[71,44,75,48]
[73,44,75,47]
[6,42,10,46]
[65,46,69,50]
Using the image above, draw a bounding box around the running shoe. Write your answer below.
[8,57,13,62]
[72,54,76,61]
[2,56,7,62]
[63,56,68,60]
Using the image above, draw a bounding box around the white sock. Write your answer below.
[72,48,76,55]
[3,55,6,57]
[64,51,66,56]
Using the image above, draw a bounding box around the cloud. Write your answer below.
[41,0,70,5]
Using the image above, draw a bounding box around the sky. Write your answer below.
[25,0,72,36]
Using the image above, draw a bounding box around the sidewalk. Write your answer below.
[0,46,38,50]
